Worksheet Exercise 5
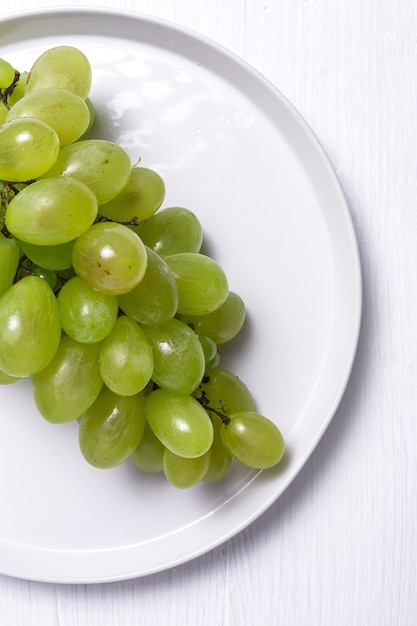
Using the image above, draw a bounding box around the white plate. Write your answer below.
[0,7,362,583]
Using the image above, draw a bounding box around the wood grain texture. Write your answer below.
[0,1,416,624]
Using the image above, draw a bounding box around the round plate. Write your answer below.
[0,7,361,583]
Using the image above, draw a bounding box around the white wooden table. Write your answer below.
[0,1,416,624]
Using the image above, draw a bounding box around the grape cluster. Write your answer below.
[0,47,285,489]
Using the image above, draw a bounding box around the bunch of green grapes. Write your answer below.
[0,46,285,489]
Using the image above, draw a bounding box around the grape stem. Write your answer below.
[195,386,231,426]
[0,70,21,109]
[96,214,141,227]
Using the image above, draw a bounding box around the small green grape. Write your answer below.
[136,206,203,256]
[7,88,91,146]
[72,222,148,295]
[145,388,214,458]
[0,276,61,377]
[221,411,285,469]
[163,449,211,489]
[98,315,154,396]
[79,390,146,469]
[164,252,229,315]
[33,336,103,424]
[57,276,119,343]
[25,46,92,99]
[99,166,165,222]
[118,246,178,327]
[0,117,60,181]
[130,421,165,473]
[6,177,98,245]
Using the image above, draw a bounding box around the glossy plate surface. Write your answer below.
[0,8,361,583]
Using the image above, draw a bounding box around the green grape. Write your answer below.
[32,334,103,424]
[145,388,214,458]
[181,291,246,344]
[25,46,92,99]
[18,239,75,271]
[203,424,232,482]
[194,367,254,417]
[72,221,148,295]
[57,276,118,343]
[0,236,20,297]
[0,58,15,89]
[6,177,98,245]
[0,117,59,181]
[8,71,28,105]
[136,207,203,256]
[142,318,205,395]
[130,421,165,473]
[98,315,154,396]
[118,246,178,326]
[78,389,146,469]
[220,411,285,469]
[99,166,165,222]
[32,266,57,289]
[40,139,132,205]
[0,276,61,377]
[164,252,228,315]
[163,448,210,489]
[0,366,23,385]
[7,88,90,146]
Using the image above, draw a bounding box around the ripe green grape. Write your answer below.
[57,276,119,343]
[18,239,75,271]
[0,58,15,89]
[163,448,211,489]
[118,246,178,326]
[6,177,98,245]
[142,318,205,395]
[40,139,132,205]
[0,236,20,297]
[78,389,146,469]
[221,411,285,469]
[32,334,103,424]
[99,166,165,222]
[136,206,203,256]
[0,276,61,377]
[145,388,214,458]
[181,291,246,344]
[0,117,59,181]
[164,252,228,315]
[130,421,165,473]
[98,315,154,396]
[25,46,92,99]
[72,221,148,295]
[7,88,90,146]
[194,367,254,416]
